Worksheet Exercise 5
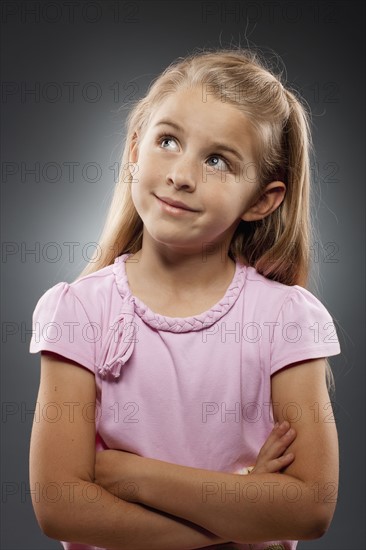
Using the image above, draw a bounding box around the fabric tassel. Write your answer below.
[96,299,136,379]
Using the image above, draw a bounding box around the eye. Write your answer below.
[158,134,178,150]
[206,155,231,171]
[156,133,232,172]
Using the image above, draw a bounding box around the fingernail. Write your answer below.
[274,422,279,428]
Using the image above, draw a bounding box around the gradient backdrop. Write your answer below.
[1,0,365,549]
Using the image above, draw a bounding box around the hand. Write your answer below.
[236,420,296,476]
[251,420,296,475]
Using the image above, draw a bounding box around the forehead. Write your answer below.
[148,86,256,154]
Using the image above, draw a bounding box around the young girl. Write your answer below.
[29,47,341,550]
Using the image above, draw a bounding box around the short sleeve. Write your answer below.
[29,282,96,374]
[270,286,341,375]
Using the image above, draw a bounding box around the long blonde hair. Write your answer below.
[75,46,335,392]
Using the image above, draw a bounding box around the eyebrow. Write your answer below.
[154,119,244,162]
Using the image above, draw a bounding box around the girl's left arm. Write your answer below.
[96,358,338,545]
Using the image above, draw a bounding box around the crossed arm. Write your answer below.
[94,420,298,543]
[30,352,338,548]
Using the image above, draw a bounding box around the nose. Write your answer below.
[166,153,197,191]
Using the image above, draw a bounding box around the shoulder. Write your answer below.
[241,271,342,374]
[242,267,341,366]
[32,262,118,324]
[243,266,294,316]
[69,263,116,309]
[29,263,120,373]
[244,266,335,320]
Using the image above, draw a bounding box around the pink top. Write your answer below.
[29,253,341,550]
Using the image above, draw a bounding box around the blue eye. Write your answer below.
[159,135,178,150]
[157,134,231,171]
[207,155,230,171]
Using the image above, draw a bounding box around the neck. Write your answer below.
[127,238,238,297]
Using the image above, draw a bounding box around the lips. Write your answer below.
[156,195,198,212]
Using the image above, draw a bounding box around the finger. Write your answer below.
[259,427,297,461]
[274,452,295,470]
[265,421,293,449]
[257,422,289,454]
[275,420,290,433]
[268,453,295,473]
[272,428,297,456]
[281,427,296,443]
[269,421,292,444]
[254,452,295,475]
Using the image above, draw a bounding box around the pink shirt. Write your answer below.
[29,253,341,550]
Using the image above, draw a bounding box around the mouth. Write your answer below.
[155,195,199,215]
[155,195,197,212]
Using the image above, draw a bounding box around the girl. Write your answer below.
[29,47,341,550]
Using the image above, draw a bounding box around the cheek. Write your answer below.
[210,190,249,226]
[205,187,238,214]
[134,151,163,187]
[130,161,157,213]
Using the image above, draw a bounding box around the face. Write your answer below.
[129,86,269,256]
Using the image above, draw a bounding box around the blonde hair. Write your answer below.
[75,46,335,392]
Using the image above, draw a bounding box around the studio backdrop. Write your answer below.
[1,1,364,549]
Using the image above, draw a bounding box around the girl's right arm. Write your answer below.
[29,351,231,549]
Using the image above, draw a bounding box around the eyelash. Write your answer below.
[156,133,232,171]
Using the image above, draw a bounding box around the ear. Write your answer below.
[241,181,286,222]
[129,131,140,165]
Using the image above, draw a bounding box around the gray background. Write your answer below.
[1,0,365,548]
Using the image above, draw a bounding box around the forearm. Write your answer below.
[39,477,231,549]
[134,460,329,544]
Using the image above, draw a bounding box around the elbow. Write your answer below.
[303,504,337,540]
[314,506,336,538]
[30,475,96,541]
[41,521,59,541]
[294,476,338,540]
[34,504,66,541]
[38,512,83,543]
[306,517,331,540]
[32,492,81,541]
[34,509,60,540]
